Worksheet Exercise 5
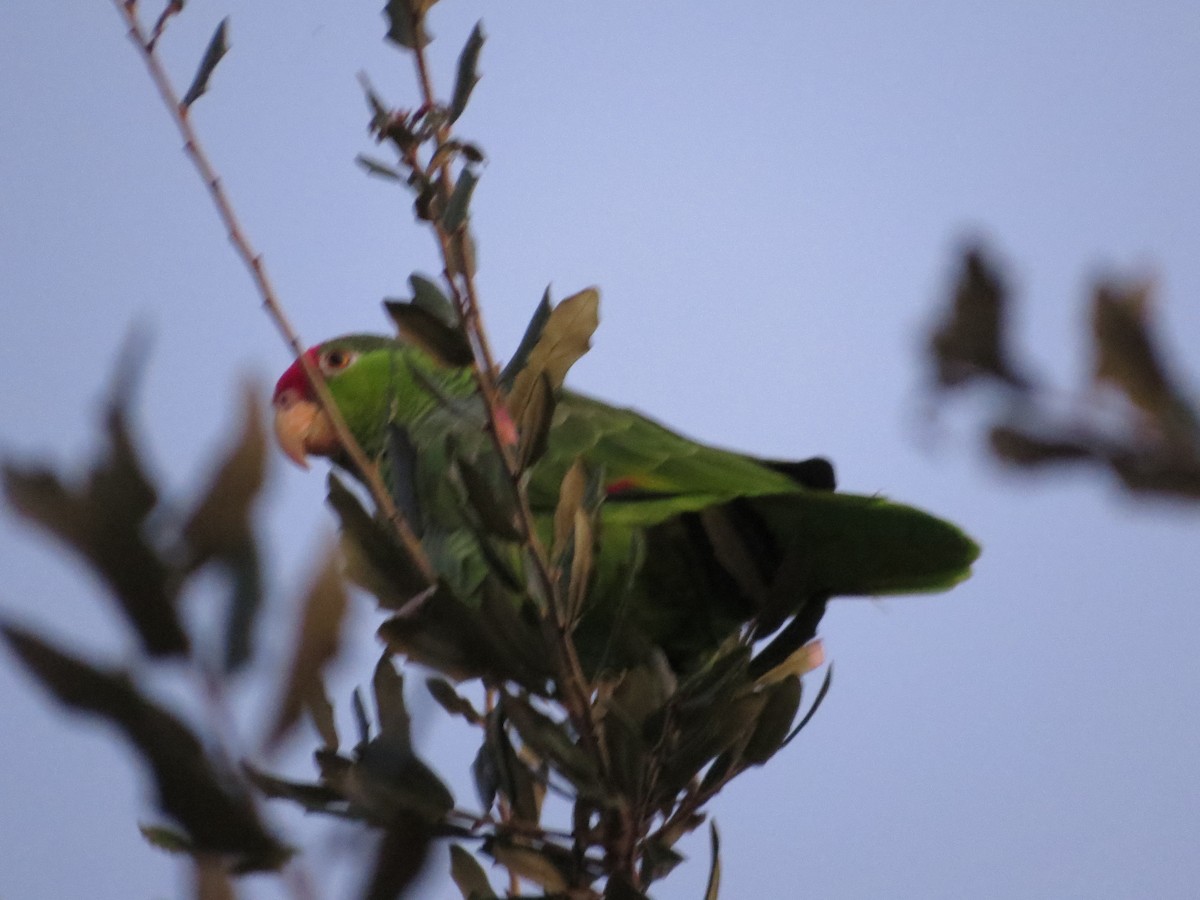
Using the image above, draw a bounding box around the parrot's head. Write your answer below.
[272,334,402,468]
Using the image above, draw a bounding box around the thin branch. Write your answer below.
[111,0,436,585]
[407,30,604,774]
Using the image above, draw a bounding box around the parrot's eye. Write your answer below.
[319,348,357,375]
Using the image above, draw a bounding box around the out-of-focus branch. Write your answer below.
[111,0,436,585]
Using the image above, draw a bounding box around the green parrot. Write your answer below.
[273,333,979,673]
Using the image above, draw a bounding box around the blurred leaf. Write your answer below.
[386,424,424,533]
[930,245,1027,390]
[477,587,556,690]
[192,856,236,900]
[485,710,539,823]
[565,509,594,624]
[328,473,430,606]
[500,289,552,389]
[373,655,411,740]
[378,586,500,682]
[308,678,339,751]
[1111,452,1200,499]
[988,425,1094,468]
[704,822,721,900]
[243,765,344,814]
[472,735,499,811]
[383,0,432,50]
[409,274,459,324]
[181,383,266,672]
[507,288,600,423]
[501,693,599,794]
[441,167,479,234]
[357,154,404,181]
[362,812,435,900]
[1091,280,1197,437]
[181,382,265,568]
[605,876,651,899]
[426,677,482,724]
[448,22,485,123]
[353,687,372,747]
[139,823,193,854]
[742,675,802,765]
[637,838,684,886]
[453,455,521,540]
[754,640,824,688]
[3,399,187,657]
[552,459,587,558]
[2,627,285,869]
[781,663,833,748]
[515,372,554,471]
[486,842,568,893]
[384,299,473,368]
[747,599,828,680]
[444,228,477,279]
[450,844,497,899]
[182,18,230,108]
[262,543,347,753]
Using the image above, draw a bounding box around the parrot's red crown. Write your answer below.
[272,346,321,404]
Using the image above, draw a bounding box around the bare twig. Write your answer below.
[111,0,436,585]
[406,32,605,784]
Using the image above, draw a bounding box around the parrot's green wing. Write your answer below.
[520,390,978,667]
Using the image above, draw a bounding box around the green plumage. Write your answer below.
[313,335,978,671]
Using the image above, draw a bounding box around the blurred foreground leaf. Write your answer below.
[2,626,285,870]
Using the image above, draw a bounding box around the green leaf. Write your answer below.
[452,454,521,540]
[243,765,344,814]
[487,710,540,823]
[754,640,824,688]
[742,675,803,766]
[383,0,432,50]
[261,543,348,753]
[426,677,482,724]
[704,822,721,900]
[139,823,194,855]
[552,459,587,558]
[377,586,500,682]
[450,844,497,899]
[373,655,411,742]
[356,154,405,181]
[500,289,552,389]
[507,287,599,426]
[386,424,424,531]
[449,22,486,124]
[501,693,600,795]
[781,663,833,748]
[328,473,430,606]
[3,397,187,657]
[181,382,266,672]
[2,627,286,870]
[637,838,684,886]
[486,841,568,893]
[441,167,479,233]
[409,274,459,324]
[384,299,473,368]
[515,372,554,471]
[182,18,230,108]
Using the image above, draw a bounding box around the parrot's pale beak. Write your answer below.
[272,390,331,469]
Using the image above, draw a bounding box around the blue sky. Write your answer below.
[2,2,1199,898]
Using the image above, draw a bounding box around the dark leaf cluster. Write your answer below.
[928,243,1200,501]
[2,372,301,875]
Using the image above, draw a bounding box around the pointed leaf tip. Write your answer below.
[182,18,230,109]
